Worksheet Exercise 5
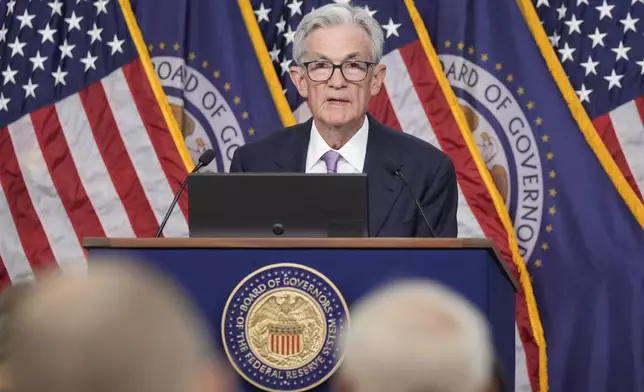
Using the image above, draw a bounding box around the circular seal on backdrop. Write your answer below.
[439,54,546,261]
[222,264,349,392]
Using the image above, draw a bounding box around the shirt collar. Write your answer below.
[305,117,369,172]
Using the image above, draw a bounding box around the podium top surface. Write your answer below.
[84,237,518,292]
[84,237,493,250]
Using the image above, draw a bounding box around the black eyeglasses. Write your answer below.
[302,60,376,82]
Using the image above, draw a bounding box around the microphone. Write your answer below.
[385,159,438,238]
[155,149,216,238]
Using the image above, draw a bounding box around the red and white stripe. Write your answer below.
[0,59,189,280]
[594,97,644,201]
[294,41,534,391]
[270,333,302,356]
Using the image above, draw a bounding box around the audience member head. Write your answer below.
[338,279,494,392]
[9,258,226,392]
[0,281,33,391]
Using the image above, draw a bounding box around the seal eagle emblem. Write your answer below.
[222,263,349,392]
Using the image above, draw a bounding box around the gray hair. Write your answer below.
[9,258,215,392]
[293,2,384,65]
[340,280,494,392]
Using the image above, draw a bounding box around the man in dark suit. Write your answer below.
[230,2,458,237]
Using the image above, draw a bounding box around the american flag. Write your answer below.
[535,0,644,201]
[0,0,190,284]
[249,1,539,390]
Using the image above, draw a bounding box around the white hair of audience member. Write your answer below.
[292,1,385,65]
[339,280,494,392]
[8,258,222,392]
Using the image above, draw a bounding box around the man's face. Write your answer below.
[290,25,386,129]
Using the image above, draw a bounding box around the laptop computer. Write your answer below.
[187,173,369,238]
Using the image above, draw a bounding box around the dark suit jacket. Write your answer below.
[229,115,458,237]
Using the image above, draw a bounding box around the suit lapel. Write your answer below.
[273,118,312,172]
[363,116,404,236]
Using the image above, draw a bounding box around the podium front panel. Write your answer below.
[87,244,515,392]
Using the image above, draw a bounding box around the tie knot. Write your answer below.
[321,150,341,173]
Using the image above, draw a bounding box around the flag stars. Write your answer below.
[556,4,567,20]
[548,31,561,47]
[382,18,402,38]
[545,224,553,233]
[224,83,231,91]
[202,61,208,68]
[576,84,593,103]
[280,58,293,75]
[80,52,99,71]
[604,70,624,90]
[159,42,166,49]
[558,42,575,62]
[65,11,84,32]
[542,243,550,251]
[2,65,17,85]
[107,35,125,55]
[550,189,557,197]
[188,52,196,60]
[542,134,550,142]
[174,43,180,51]
[549,170,556,178]
[242,112,249,119]
[213,70,220,79]
[546,152,554,160]
[22,78,39,99]
[48,0,63,16]
[534,259,543,268]
[148,44,153,52]
[59,39,76,59]
[8,37,27,58]
[548,207,557,215]
[284,26,296,46]
[468,46,475,55]
[16,9,36,30]
[87,23,103,44]
[0,94,10,112]
[564,14,583,35]
[495,63,502,71]
[580,56,599,76]
[620,12,639,33]
[517,87,525,95]
[457,42,465,50]
[29,51,48,71]
[249,128,255,135]
[507,74,514,82]
[5,0,16,15]
[527,101,535,110]
[535,117,543,125]
[0,24,7,43]
[637,59,644,74]
[588,28,606,48]
[444,40,452,48]
[254,2,271,23]
[595,0,614,20]
[234,97,241,105]
[286,0,303,17]
[611,42,631,61]
[94,0,110,15]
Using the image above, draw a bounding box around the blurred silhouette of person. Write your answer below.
[9,258,231,392]
[337,279,495,392]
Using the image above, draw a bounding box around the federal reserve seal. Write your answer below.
[222,264,349,392]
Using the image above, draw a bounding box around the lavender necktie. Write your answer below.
[321,150,341,173]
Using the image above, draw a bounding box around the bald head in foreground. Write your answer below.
[9,259,229,392]
[339,280,495,392]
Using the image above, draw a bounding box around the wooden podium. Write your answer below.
[84,237,517,392]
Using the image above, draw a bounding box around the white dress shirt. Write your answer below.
[305,118,369,173]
